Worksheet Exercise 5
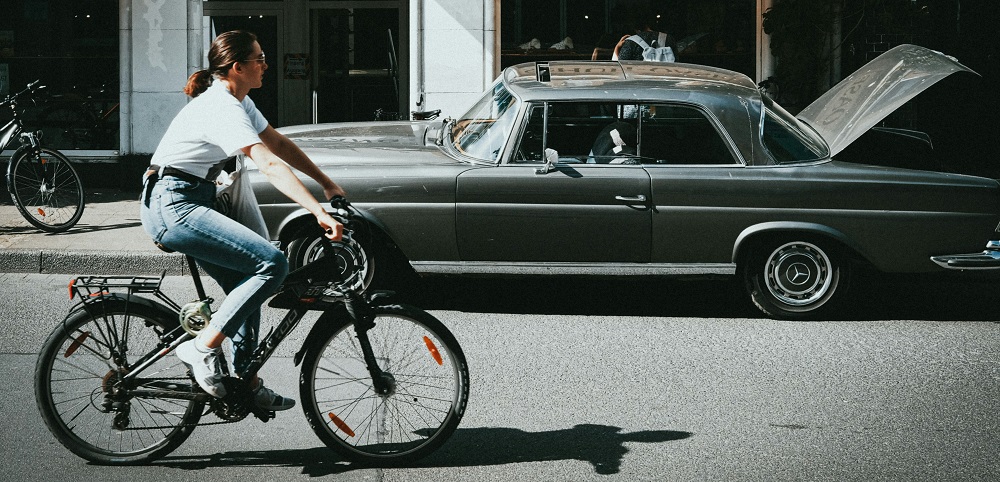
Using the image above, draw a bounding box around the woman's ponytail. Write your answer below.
[184,31,258,98]
[184,69,212,98]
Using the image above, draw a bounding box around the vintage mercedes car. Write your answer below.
[249,44,1000,319]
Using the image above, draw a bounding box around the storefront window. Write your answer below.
[0,0,119,151]
[501,0,756,79]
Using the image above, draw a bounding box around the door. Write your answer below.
[312,7,400,122]
[457,165,652,262]
[456,101,652,263]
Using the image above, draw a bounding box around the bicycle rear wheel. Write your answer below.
[8,147,85,232]
[300,304,469,465]
[35,298,204,464]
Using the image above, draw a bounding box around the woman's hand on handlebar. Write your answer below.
[315,211,343,241]
[323,182,346,201]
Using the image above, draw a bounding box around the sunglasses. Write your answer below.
[243,52,266,63]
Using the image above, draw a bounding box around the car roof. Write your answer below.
[502,60,762,102]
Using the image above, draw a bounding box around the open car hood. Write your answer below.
[796,44,976,156]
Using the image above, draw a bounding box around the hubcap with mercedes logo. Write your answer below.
[765,241,834,308]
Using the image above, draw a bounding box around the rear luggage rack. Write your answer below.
[68,272,180,310]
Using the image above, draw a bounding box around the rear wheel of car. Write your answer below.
[740,238,850,320]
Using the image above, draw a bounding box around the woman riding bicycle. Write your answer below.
[140,30,344,412]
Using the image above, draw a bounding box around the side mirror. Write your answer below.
[535,148,559,174]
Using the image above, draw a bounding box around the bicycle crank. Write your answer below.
[211,377,274,423]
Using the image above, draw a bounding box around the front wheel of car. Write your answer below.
[739,239,850,320]
[287,232,377,293]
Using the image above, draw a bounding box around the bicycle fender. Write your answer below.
[292,304,349,367]
[69,293,180,329]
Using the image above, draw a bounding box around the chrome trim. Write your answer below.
[409,261,736,276]
[930,241,1000,270]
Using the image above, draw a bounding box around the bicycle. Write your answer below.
[33,197,469,465]
[36,81,120,151]
[2,80,86,232]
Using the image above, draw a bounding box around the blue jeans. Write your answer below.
[140,174,288,374]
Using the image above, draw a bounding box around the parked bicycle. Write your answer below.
[36,81,120,151]
[2,80,86,232]
[34,197,469,465]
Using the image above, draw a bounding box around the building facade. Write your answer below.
[4,0,992,164]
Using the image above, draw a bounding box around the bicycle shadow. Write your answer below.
[154,424,692,476]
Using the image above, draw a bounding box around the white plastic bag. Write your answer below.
[214,155,268,239]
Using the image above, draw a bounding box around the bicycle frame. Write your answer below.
[74,247,380,404]
[1,118,22,150]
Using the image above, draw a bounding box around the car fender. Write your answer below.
[275,204,397,252]
[732,221,864,264]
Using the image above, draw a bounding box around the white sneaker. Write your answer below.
[518,38,541,50]
[176,339,227,398]
[550,36,574,49]
[253,378,296,411]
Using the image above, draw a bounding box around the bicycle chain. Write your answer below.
[112,378,253,430]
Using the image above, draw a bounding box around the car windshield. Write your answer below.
[449,82,520,163]
[760,96,829,164]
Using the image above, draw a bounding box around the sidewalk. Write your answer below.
[0,188,189,275]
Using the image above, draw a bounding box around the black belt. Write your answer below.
[160,166,210,184]
[142,165,209,209]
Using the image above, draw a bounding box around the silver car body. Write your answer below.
[249,45,1000,317]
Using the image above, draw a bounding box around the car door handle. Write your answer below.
[615,195,647,203]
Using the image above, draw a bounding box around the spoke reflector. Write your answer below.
[424,336,443,365]
[37,208,46,217]
[65,331,91,357]
[328,412,355,437]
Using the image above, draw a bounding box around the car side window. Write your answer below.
[639,104,737,165]
[511,102,642,164]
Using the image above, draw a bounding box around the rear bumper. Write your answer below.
[931,240,1000,270]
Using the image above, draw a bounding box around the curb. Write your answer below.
[0,248,190,276]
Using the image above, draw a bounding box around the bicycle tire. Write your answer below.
[34,298,204,465]
[8,147,85,233]
[300,304,469,465]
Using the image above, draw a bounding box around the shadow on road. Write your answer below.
[0,221,141,235]
[400,272,999,322]
[408,275,753,318]
[155,424,692,476]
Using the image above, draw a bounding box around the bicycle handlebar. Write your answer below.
[317,196,355,253]
[1,80,46,108]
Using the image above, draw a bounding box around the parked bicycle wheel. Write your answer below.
[300,304,469,464]
[34,298,204,465]
[8,147,85,232]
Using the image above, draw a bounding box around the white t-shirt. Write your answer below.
[150,81,268,180]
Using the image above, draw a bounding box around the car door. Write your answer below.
[639,103,749,264]
[456,101,652,263]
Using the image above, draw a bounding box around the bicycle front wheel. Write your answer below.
[300,304,469,465]
[34,298,204,465]
[8,147,85,232]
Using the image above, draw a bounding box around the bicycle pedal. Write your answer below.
[251,409,276,423]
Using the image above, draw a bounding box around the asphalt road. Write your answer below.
[0,272,998,481]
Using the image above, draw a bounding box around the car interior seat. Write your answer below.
[589,121,638,164]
